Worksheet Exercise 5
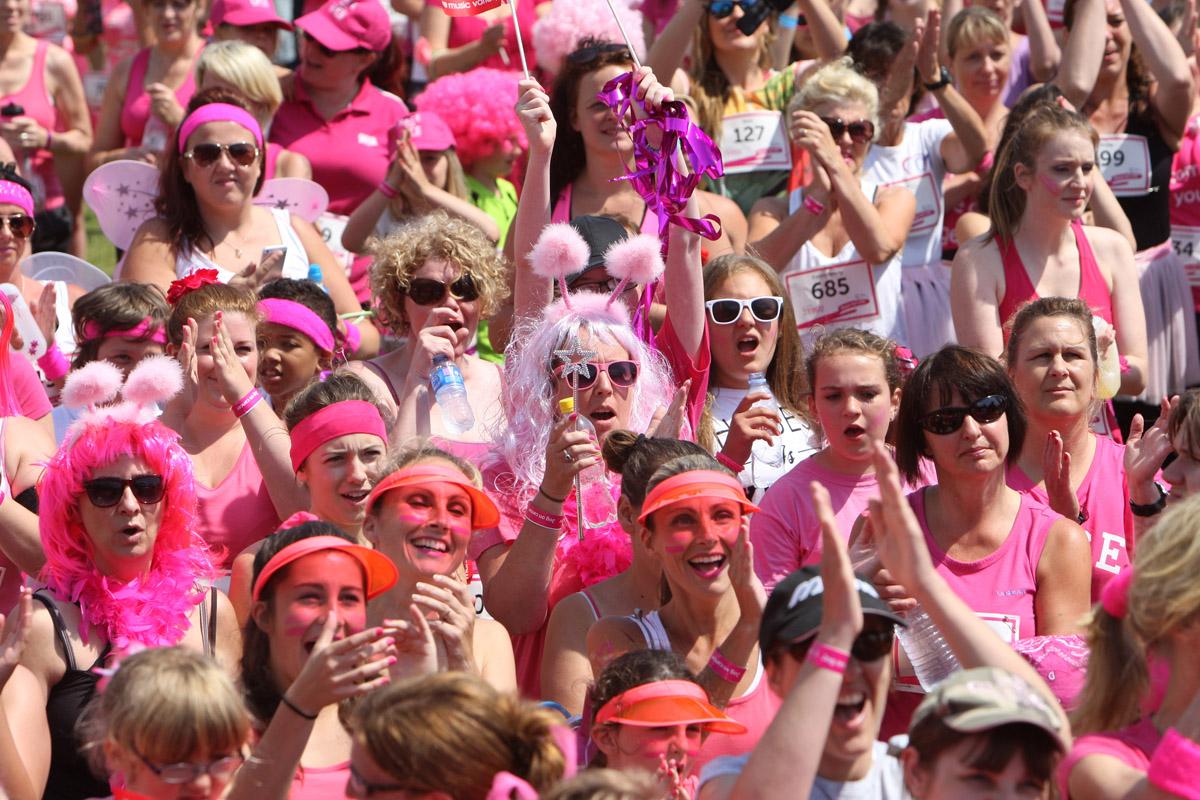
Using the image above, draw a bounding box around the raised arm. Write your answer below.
[646,0,706,85]
[1022,0,1062,81]
[917,11,989,174]
[1057,0,1106,108]
[1121,0,1195,144]
[510,77,557,327]
[796,0,850,62]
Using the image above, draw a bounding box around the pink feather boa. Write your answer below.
[554,481,632,590]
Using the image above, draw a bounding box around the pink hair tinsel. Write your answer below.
[531,0,646,78]
[529,223,590,281]
[413,68,527,170]
[604,235,665,289]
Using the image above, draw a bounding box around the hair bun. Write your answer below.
[600,429,642,473]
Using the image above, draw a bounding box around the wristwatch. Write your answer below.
[923,65,952,92]
[1129,482,1168,517]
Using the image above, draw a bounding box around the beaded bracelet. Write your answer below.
[526,504,563,530]
[708,648,747,683]
[806,642,850,675]
[232,388,263,418]
[377,182,400,199]
[715,452,744,474]
[37,343,70,381]
[280,694,318,721]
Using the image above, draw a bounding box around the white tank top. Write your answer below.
[780,180,906,345]
[174,208,311,282]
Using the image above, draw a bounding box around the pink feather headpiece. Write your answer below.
[61,355,183,445]
[528,224,664,311]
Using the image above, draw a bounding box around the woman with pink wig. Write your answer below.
[0,355,240,800]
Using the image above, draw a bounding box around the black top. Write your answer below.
[1118,108,1174,251]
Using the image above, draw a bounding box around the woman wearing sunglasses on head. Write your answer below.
[122,90,373,355]
[859,344,1090,738]
[748,59,916,346]
[0,355,240,800]
[345,211,507,462]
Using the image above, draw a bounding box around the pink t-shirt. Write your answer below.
[194,442,281,571]
[270,78,410,302]
[291,762,351,799]
[424,0,539,72]
[1170,114,1200,310]
[656,312,709,437]
[1007,435,1133,601]
[11,354,52,419]
[1057,718,1160,799]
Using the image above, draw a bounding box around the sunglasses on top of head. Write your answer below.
[820,117,875,144]
[82,474,166,508]
[705,296,784,325]
[918,394,1009,435]
[553,360,639,389]
[0,213,35,239]
[184,142,260,168]
[565,41,631,65]
[406,275,480,306]
[789,625,894,663]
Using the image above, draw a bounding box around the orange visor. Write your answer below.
[365,463,501,529]
[638,470,760,523]
[594,679,748,734]
[251,535,399,601]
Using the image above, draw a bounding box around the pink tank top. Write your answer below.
[550,184,659,236]
[290,762,350,799]
[119,46,198,147]
[193,442,281,571]
[1056,718,1160,799]
[1006,435,1133,601]
[0,419,19,613]
[0,41,62,209]
[264,141,281,181]
[996,220,1112,332]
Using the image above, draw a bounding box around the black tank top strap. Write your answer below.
[201,586,217,657]
[32,588,76,672]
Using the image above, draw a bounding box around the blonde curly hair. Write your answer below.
[367,211,510,334]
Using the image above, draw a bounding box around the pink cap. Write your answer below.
[210,0,293,29]
[296,0,390,52]
[403,111,456,152]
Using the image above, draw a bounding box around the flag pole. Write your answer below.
[507,0,530,78]
[603,0,641,70]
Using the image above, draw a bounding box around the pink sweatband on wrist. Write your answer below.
[378,182,400,199]
[1120,355,1130,374]
[525,504,563,530]
[177,103,264,153]
[806,642,850,675]
[976,150,995,173]
[0,180,34,216]
[802,194,825,216]
[258,299,336,354]
[288,399,388,471]
[341,319,361,355]
[1149,729,1200,799]
[82,317,167,345]
[708,649,747,683]
[232,388,263,418]
[715,452,744,474]
[37,343,70,381]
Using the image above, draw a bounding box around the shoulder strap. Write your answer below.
[207,587,218,656]
[32,589,77,672]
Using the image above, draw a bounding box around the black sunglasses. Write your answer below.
[553,359,639,389]
[789,626,895,663]
[185,142,259,168]
[133,745,241,785]
[919,394,1009,436]
[82,475,166,508]
[707,0,753,17]
[0,213,35,239]
[706,296,783,325]
[820,116,875,144]
[407,275,479,306]
[566,41,631,65]
[347,763,409,797]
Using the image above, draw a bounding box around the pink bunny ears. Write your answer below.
[60,355,183,443]
[528,223,664,310]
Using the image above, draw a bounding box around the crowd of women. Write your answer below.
[0,0,1196,795]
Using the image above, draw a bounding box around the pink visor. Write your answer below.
[366,462,500,529]
[82,317,167,344]
[289,400,388,471]
[594,680,747,734]
[251,534,398,601]
[177,103,264,153]
[258,298,336,354]
[0,180,34,216]
[638,470,759,523]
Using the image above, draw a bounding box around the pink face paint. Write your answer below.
[1038,173,1065,196]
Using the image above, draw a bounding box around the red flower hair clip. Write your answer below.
[166,269,220,306]
[894,345,919,378]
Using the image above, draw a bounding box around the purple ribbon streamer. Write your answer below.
[596,71,725,241]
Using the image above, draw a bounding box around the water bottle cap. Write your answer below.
[558,397,575,414]
[432,354,450,366]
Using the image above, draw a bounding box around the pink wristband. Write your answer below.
[806,642,850,675]
[232,388,263,418]
[716,452,744,474]
[378,182,400,199]
[1149,729,1200,799]
[1119,354,1130,374]
[708,648,747,683]
[525,504,563,530]
[802,194,826,216]
[37,343,70,381]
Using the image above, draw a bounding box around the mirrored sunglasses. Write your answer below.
[185,142,259,168]
[918,394,1009,435]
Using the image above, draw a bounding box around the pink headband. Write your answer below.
[289,400,387,471]
[82,318,167,345]
[0,180,34,216]
[258,298,336,353]
[1101,568,1134,619]
[177,103,264,153]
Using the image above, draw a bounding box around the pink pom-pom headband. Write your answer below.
[258,299,336,354]
[0,179,34,217]
[177,103,264,153]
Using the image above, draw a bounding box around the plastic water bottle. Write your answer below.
[307,263,328,292]
[895,605,961,690]
[558,397,618,528]
[1094,316,1121,400]
[430,355,474,434]
[747,372,784,468]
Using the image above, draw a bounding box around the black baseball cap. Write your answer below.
[759,565,907,654]
[565,215,629,284]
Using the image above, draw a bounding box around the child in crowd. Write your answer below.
[255,278,337,413]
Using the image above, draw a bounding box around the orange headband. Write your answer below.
[638,470,759,523]
[251,534,399,601]
[594,679,747,734]
[366,463,501,529]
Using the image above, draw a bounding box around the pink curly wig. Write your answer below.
[39,373,216,651]
[414,68,527,170]
[531,0,646,78]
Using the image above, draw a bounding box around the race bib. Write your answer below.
[1172,224,1200,275]
[1098,134,1152,196]
[314,211,354,271]
[785,259,879,329]
[83,72,109,112]
[1044,0,1065,26]
[28,0,67,42]
[720,111,792,175]
[881,171,941,234]
[465,560,492,620]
